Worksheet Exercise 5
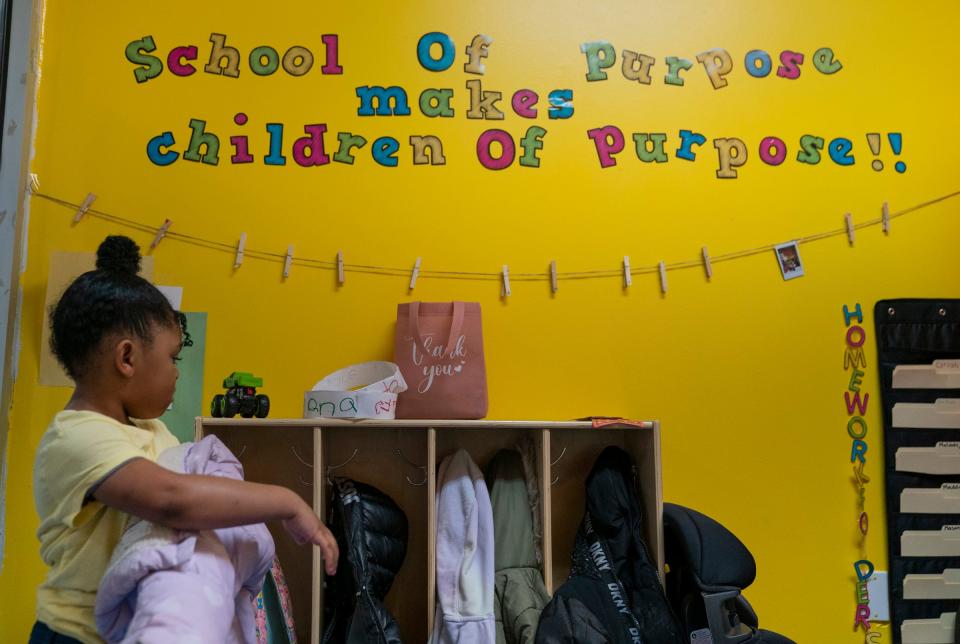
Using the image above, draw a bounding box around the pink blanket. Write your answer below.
[95,435,275,644]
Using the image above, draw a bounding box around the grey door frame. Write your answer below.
[0,0,42,566]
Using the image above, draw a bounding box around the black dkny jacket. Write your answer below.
[535,447,683,644]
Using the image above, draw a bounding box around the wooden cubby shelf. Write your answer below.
[196,418,663,644]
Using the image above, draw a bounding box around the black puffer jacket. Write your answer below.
[536,447,683,644]
[322,477,409,644]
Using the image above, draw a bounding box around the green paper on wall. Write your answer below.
[161,312,207,443]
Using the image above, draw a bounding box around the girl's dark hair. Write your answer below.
[50,235,190,380]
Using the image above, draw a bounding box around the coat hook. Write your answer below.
[291,445,314,468]
[291,445,316,487]
[405,472,427,486]
[550,446,567,466]
[395,448,427,486]
[550,446,567,486]
[394,447,424,469]
[325,448,360,485]
[223,442,247,460]
[327,448,360,474]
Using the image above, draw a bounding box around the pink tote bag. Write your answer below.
[394,302,488,419]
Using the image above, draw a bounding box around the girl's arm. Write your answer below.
[93,457,338,575]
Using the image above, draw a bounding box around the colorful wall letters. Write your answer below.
[127,33,905,176]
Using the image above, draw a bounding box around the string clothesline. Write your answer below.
[31,188,960,285]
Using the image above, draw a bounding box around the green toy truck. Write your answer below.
[211,372,270,419]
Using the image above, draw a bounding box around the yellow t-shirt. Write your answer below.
[32,410,180,643]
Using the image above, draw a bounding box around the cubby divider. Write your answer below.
[197,418,662,643]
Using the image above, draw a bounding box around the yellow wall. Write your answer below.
[4,0,960,641]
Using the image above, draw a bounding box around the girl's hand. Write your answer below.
[282,506,339,575]
[94,458,340,575]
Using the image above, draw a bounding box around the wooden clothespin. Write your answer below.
[702,246,713,280]
[845,213,855,245]
[336,250,345,285]
[501,265,511,297]
[549,260,558,293]
[623,256,632,288]
[283,245,294,278]
[150,219,172,250]
[234,233,246,268]
[881,202,890,235]
[72,193,96,224]
[658,261,668,294]
[409,257,421,290]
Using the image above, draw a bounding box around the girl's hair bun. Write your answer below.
[96,235,142,276]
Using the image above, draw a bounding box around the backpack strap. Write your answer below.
[583,514,645,644]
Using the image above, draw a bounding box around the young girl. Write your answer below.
[31,235,338,643]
